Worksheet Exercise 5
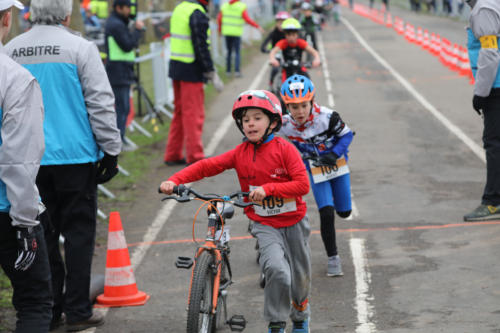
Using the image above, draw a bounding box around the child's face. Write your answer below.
[304,9,312,16]
[241,108,276,142]
[285,31,299,44]
[288,101,312,126]
[276,19,284,30]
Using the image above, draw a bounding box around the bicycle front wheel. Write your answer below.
[187,251,215,333]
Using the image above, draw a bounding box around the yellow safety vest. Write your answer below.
[90,0,108,19]
[221,1,246,37]
[170,1,211,63]
[108,36,135,62]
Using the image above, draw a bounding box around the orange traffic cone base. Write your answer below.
[96,291,150,308]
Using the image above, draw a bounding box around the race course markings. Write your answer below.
[126,220,500,247]
[340,16,486,164]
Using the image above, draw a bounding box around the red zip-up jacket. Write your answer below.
[168,136,309,228]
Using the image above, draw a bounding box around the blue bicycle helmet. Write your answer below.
[280,74,315,104]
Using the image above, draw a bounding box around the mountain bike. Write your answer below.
[160,185,258,333]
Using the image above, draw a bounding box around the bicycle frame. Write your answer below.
[187,201,232,316]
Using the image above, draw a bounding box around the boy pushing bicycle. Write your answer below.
[160,90,312,333]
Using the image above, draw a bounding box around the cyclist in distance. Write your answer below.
[269,18,320,81]
[300,2,319,50]
[278,75,354,277]
[160,90,312,333]
[261,11,289,90]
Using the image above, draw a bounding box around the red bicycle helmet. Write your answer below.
[275,11,291,20]
[232,90,283,133]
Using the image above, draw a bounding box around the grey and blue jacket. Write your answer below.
[6,24,122,165]
[467,0,500,97]
[0,44,45,227]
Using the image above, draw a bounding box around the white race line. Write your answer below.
[89,62,270,332]
[350,238,377,333]
[341,17,486,164]
[317,33,336,108]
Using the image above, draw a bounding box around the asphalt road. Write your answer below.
[84,3,500,333]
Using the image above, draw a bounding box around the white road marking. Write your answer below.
[341,17,486,164]
[88,62,270,332]
[350,238,377,333]
[317,33,336,108]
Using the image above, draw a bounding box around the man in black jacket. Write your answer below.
[105,0,144,146]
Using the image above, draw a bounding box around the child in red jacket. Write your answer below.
[160,90,311,333]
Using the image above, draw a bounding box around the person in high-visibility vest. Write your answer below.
[0,1,52,332]
[104,0,144,145]
[463,0,500,221]
[164,0,216,166]
[217,0,264,77]
[90,0,108,19]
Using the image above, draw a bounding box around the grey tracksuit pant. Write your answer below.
[251,216,312,322]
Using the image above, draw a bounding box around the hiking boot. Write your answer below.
[268,321,286,333]
[292,318,309,333]
[327,255,343,277]
[66,312,104,332]
[464,204,500,222]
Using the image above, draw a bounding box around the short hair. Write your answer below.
[30,0,72,25]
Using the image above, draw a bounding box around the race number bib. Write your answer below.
[249,185,297,216]
[309,156,349,184]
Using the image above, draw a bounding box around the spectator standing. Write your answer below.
[164,0,216,166]
[217,0,264,77]
[6,0,122,330]
[0,1,52,332]
[463,0,500,221]
[104,0,144,146]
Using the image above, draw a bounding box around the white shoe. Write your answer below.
[327,255,343,277]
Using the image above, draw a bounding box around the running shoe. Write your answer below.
[464,204,500,222]
[268,321,286,333]
[291,318,309,333]
[327,255,343,277]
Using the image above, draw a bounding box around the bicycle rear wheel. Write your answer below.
[187,251,215,333]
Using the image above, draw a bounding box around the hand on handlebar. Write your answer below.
[249,187,267,202]
[270,58,280,67]
[159,180,177,195]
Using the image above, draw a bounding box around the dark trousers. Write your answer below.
[225,36,241,73]
[482,93,500,206]
[0,213,53,333]
[112,85,130,142]
[36,163,98,323]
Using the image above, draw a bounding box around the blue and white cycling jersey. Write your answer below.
[279,103,353,160]
[279,103,353,211]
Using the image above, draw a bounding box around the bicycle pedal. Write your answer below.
[175,256,193,269]
[227,314,246,332]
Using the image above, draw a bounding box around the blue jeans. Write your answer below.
[225,36,241,73]
[112,85,130,141]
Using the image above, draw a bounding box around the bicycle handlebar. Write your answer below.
[159,185,258,208]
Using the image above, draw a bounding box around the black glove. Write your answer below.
[97,153,118,184]
[313,152,339,167]
[14,226,38,271]
[472,95,487,115]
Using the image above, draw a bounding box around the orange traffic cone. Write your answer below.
[416,27,423,45]
[422,29,430,50]
[385,13,392,28]
[96,212,149,307]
